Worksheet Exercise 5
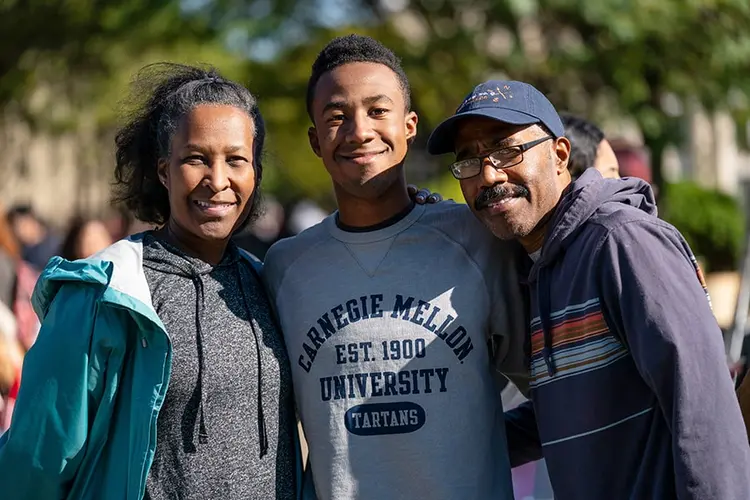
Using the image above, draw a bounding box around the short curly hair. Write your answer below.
[560,113,605,179]
[113,62,265,227]
[306,34,411,122]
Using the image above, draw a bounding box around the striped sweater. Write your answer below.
[512,169,750,499]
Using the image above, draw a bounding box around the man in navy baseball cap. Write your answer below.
[427,79,571,246]
[427,79,750,499]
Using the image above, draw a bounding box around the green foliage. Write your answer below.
[0,0,238,135]
[3,0,750,209]
[369,0,750,188]
[660,181,746,272]
[218,0,750,203]
[0,2,209,101]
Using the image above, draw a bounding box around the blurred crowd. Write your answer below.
[0,196,328,433]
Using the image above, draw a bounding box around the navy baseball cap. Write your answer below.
[427,80,564,155]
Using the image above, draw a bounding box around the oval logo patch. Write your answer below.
[345,402,426,436]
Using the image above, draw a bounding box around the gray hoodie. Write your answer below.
[141,233,296,499]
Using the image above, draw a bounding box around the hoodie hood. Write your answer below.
[533,168,656,276]
[530,168,656,377]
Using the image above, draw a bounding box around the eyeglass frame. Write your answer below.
[449,136,553,180]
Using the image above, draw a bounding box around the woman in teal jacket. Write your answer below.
[0,63,303,499]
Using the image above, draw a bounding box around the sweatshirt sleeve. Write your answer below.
[504,401,543,467]
[0,283,108,498]
[598,220,750,498]
[488,242,530,395]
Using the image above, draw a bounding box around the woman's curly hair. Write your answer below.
[112,63,265,227]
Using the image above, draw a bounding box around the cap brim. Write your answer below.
[426,108,542,155]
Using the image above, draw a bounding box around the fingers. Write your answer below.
[407,185,442,204]
[416,188,431,204]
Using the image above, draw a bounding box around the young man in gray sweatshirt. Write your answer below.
[263,35,528,500]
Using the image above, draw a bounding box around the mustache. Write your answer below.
[474,184,530,211]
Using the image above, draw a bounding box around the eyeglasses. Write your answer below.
[449,136,553,180]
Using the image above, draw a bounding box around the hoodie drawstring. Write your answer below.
[236,262,269,458]
[144,253,213,449]
[190,273,210,445]
[537,268,557,377]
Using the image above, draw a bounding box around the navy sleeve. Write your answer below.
[504,401,543,467]
[598,220,750,498]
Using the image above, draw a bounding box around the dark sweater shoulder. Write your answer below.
[590,202,672,233]
[575,203,682,256]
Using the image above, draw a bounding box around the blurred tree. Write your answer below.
[3,0,750,209]
[661,181,745,272]
[209,0,750,203]
[0,1,202,103]
[0,0,354,207]
[357,0,750,193]
[0,0,303,213]
[0,1,248,128]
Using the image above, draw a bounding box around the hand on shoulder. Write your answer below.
[407,184,443,204]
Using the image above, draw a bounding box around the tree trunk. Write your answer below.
[643,131,666,201]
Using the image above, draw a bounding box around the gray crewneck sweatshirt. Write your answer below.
[141,233,295,499]
[264,203,528,500]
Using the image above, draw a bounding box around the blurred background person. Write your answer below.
[0,205,38,434]
[0,303,23,433]
[59,216,114,261]
[561,113,620,180]
[611,140,657,201]
[102,207,136,242]
[0,204,39,352]
[282,199,328,237]
[0,205,20,310]
[612,140,652,182]
[232,195,286,260]
[6,205,61,271]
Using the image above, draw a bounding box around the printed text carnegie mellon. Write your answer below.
[297,293,476,372]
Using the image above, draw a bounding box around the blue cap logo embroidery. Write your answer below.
[457,85,513,112]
